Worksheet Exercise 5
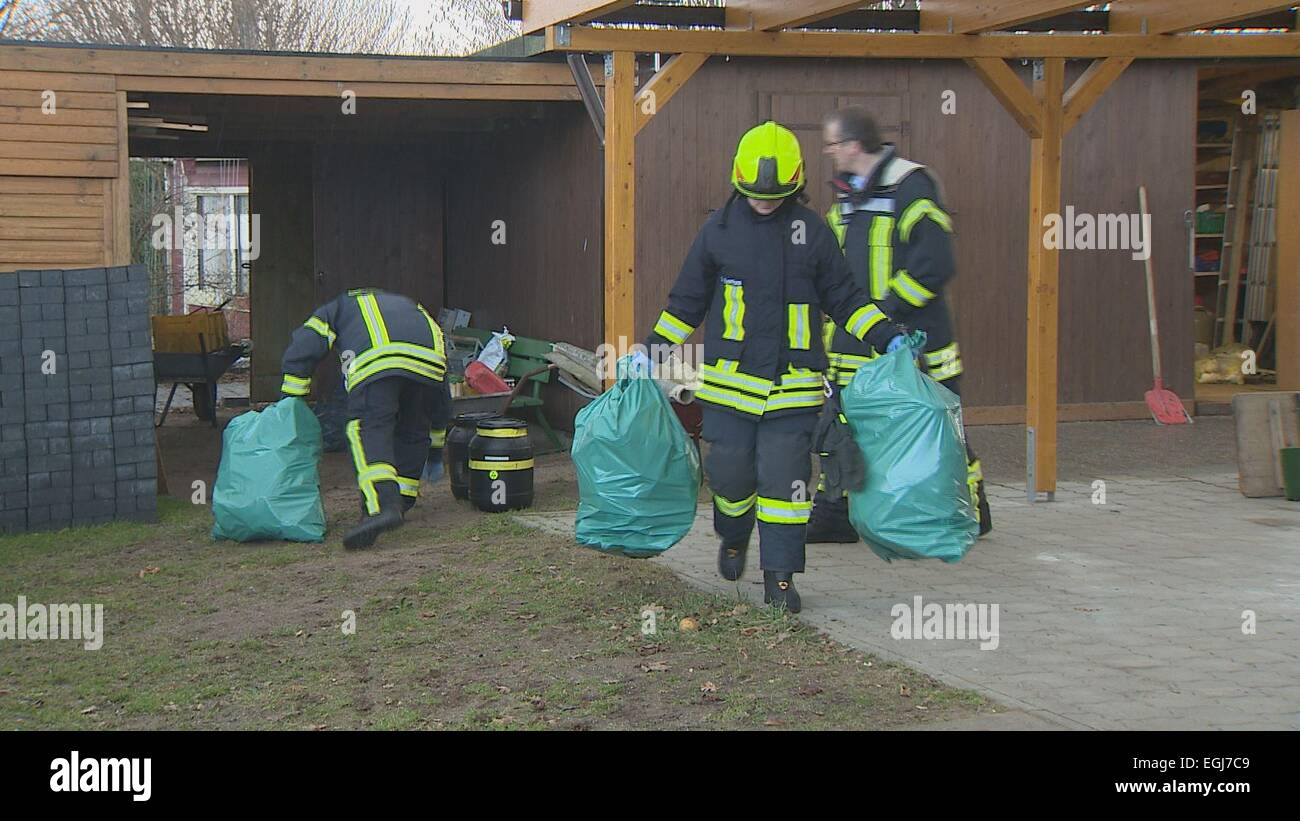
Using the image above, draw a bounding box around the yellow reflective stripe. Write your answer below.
[429,429,447,447]
[756,496,812,525]
[417,305,446,357]
[280,377,310,396]
[304,316,336,346]
[722,282,746,341]
[967,459,984,484]
[899,198,952,243]
[890,269,936,308]
[396,476,420,497]
[476,427,528,438]
[469,458,535,472]
[654,310,694,345]
[869,216,894,300]
[930,358,964,381]
[833,352,875,367]
[787,304,811,350]
[775,369,822,390]
[826,206,846,248]
[845,304,885,340]
[714,491,757,518]
[925,342,960,365]
[764,391,824,412]
[347,358,445,390]
[347,419,379,514]
[695,385,766,416]
[822,317,837,352]
[352,342,447,373]
[355,294,391,347]
[700,361,772,396]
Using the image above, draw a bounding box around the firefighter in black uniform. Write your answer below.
[281,288,452,550]
[806,106,992,543]
[640,121,908,612]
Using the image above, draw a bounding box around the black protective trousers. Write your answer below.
[702,405,819,573]
[345,375,451,514]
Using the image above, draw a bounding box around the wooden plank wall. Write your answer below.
[635,57,1197,414]
[247,143,317,401]
[443,105,604,426]
[0,70,129,271]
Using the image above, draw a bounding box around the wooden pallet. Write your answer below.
[1233,392,1300,497]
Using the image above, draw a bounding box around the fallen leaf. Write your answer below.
[700,681,718,693]
[80,706,97,714]
[763,718,785,727]
[640,661,670,673]
[496,685,511,694]
[899,685,912,697]
[731,604,750,617]
[310,723,328,730]
[419,611,436,619]
[740,626,763,637]
[797,685,823,698]
[294,630,305,638]
[915,705,929,711]
[138,566,160,579]
[679,617,699,632]
[636,644,662,656]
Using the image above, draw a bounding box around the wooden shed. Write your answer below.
[2,0,1299,499]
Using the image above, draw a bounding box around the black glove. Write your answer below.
[812,391,866,497]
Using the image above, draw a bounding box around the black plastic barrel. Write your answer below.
[446,411,498,500]
[468,417,534,512]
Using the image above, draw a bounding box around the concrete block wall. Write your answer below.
[0,265,157,535]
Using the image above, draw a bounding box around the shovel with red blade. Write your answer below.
[1139,185,1193,425]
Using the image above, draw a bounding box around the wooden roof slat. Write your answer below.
[1108,1,1298,34]
[545,25,1300,58]
[725,1,868,32]
[521,0,636,34]
[918,1,1094,34]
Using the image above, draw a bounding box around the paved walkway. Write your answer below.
[520,471,1300,730]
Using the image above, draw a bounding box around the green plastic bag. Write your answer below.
[573,358,702,557]
[212,397,326,543]
[841,347,978,563]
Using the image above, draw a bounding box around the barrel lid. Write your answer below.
[454,411,499,424]
[476,417,527,430]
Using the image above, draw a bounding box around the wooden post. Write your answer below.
[1026,58,1064,501]
[603,51,636,384]
[1276,109,1300,391]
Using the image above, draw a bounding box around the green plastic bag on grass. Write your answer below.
[841,345,978,563]
[212,397,326,543]
[573,357,701,557]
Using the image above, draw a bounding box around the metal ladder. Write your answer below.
[1243,112,1281,338]
[1212,116,1258,348]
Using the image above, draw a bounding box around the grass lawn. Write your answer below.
[0,484,994,730]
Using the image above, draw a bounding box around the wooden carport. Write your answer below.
[518,0,1300,501]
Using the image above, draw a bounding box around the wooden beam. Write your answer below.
[111,90,130,265]
[0,43,584,86]
[1062,56,1132,133]
[545,25,1300,57]
[919,1,1093,34]
[1109,1,1298,34]
[1026,57,1065,499]
[522,0,635,34]
[633,53,706,135]
[116,76,582,101]
[1277,109,1300,390]
[604,51,636,387]
[965,57,1043,136]
[725,1,867,32]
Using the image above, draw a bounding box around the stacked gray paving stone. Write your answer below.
[0,265,157,534]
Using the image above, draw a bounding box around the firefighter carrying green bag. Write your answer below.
[573,356,702,557]
[840,343,979,563]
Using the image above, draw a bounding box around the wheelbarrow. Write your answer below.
[154,335,250,428]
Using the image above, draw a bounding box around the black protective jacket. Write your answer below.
[280,288,447,398]
[825,145,963,387]
[645,195,902,418]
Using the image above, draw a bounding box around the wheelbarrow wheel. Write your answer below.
[191,382,216,421]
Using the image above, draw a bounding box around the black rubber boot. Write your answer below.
[402,496,416,514]
[975,480,993,537]
[763,571,802,613]
[805,501,859,544]
[717,537,749,581]
[344,485,405,550]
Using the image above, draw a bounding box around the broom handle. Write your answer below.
[1139,185,1163,383]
